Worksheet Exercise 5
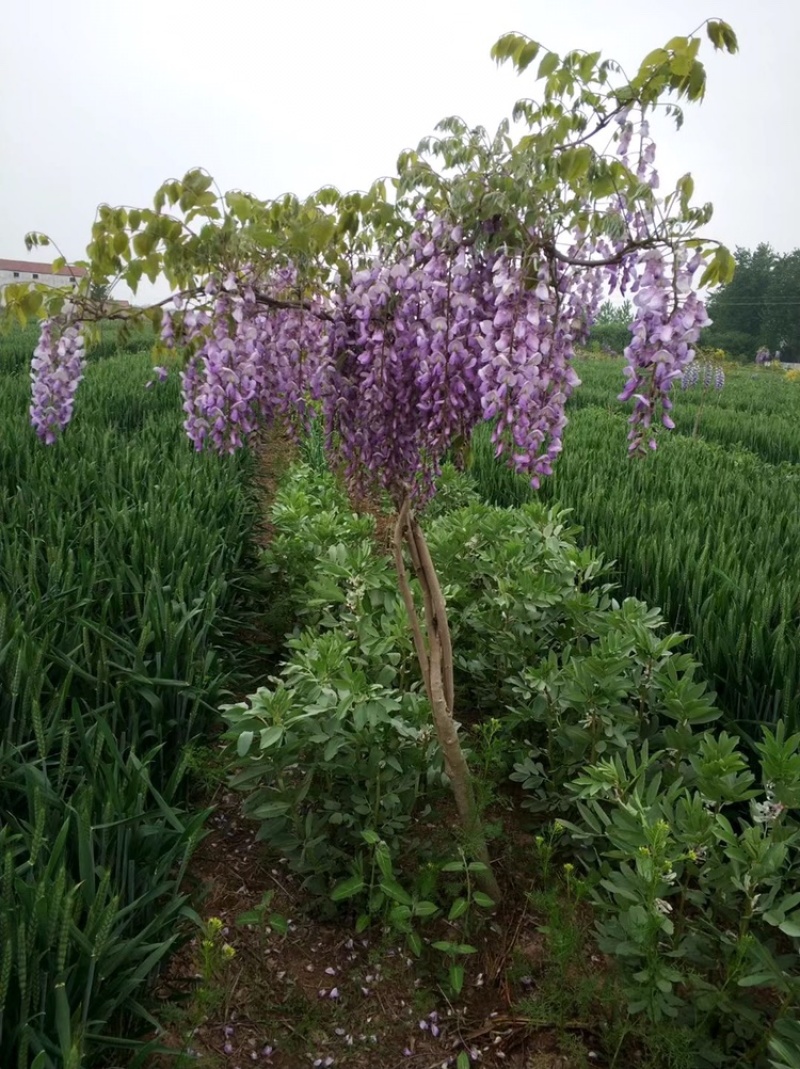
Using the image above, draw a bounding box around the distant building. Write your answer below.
[0,258,87,302]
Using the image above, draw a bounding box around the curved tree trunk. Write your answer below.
[392,498,501,904]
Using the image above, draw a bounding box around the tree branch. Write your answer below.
[253,290,334,321]
[392,499,432,705]
[535,235,657,268]
[409,516,455,716]
[68,288,200,322]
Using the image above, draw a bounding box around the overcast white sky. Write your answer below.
[2,0,798,300]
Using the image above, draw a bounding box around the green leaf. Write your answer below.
[380,879,413,906]
[677,173,695,203]
[473,891,496,909]
[407,930,423,957]
[251,800,290,819]
[259,725,284,749]
[269,913,289,935]
[413,900,439,918]
[331,875,365,902]
[738,971,778,987]
[441,861,464,873]
[143,252,161,283]
[433,940,477,956]
[706,20,724,49]
[375,845,394,881]
[448,897,468,921]
[133,232,155,257]
[778,917,800,939]
[707,20,738,54]
[388,904,413,927]
[323,737,345,762]
[54,982,72,1059]
[449,962,465,995]
[639,47,669,71]
[515,40,541,73]
[124,261,143,292]
[671,52,693,78]
[538,52,560,79]
[720,23,739,53]
[236,730,254,757]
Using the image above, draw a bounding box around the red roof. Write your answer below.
[0,259,87,277]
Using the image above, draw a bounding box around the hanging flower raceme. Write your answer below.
[262,300,329,432]
[618,248,710,452]
[680,360,725,391]
[324,218,497,502]
[477,256,582,487]
[325,257,439,501]
[166,271,328,453]
[681,363,699,389]
[30,319,86,444]
[179,284,265,453]
[604,113,712,453]
[324,215,603,500]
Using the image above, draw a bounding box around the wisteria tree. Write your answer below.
[4,19,739,899]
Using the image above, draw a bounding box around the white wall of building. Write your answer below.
[0,269,78,289]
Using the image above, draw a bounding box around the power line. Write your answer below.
[707,300,800,307]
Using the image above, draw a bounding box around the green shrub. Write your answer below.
[222,460,800,1065]
[559,723,800,1065]
[224,628,442,895]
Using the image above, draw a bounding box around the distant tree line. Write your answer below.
[587,245,800,362]
[587,300,633,354]
[702,244,800,361]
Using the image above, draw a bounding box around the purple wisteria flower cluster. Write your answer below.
[30,320,86,443]
[324,211,610,498]
[607,113,711,452]
[324,218,495,500]
[617,254,709,452]
[29,108,713,494]
[161,273,327,454]
[680,361,725,391]
[477,254,584,487]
